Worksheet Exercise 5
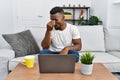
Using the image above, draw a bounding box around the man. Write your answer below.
[40,6,82,62]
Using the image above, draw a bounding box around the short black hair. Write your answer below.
[50,6,64,14]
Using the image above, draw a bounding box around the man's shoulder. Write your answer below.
[66,23,78,28]
[66,23,78,30]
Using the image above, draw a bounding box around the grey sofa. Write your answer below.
[0,57,9,80]
[0,25,120,79]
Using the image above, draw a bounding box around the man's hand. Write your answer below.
[60,47,70,55]
[47,20,55,31]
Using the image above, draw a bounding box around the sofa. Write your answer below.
[0,25,120,79]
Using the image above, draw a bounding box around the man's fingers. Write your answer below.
[48,20,55,27]
[47,20,55,31]
[51,20,55,26]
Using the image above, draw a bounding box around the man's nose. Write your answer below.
[54,21,57,25]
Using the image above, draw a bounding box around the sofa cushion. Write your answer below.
[2,30,40,57]
[105,28,120,51]
[9,54,38,71]
[107,51,120,58]
[93,52,120,72]
[78,25,105,51]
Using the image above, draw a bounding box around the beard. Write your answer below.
[54,25,61,30]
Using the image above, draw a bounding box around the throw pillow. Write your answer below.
[2,30,40,57]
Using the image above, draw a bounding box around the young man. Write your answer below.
[40,6,82,62]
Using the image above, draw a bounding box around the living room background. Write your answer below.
[0,0,120,48]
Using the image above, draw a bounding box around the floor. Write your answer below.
[113,73,120,80]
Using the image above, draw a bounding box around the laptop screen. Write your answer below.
[38,54,76,73]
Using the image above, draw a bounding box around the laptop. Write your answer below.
[38,54,76,73]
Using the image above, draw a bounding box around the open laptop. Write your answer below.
[38,54,76,73]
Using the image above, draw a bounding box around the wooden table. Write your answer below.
[5,63,117,80]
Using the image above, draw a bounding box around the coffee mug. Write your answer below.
[22,55,35,68]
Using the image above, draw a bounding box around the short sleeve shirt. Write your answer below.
[49,23,80,51]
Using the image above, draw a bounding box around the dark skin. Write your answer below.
[41,13,82,54]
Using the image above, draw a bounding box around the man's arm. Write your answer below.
[41,20,55,49]
[41,30,52,49]
[60,38,82,54]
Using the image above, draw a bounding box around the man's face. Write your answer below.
[50,13,65,30]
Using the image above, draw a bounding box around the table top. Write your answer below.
[5,63,117,80]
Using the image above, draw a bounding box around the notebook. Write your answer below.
[38,54,76,73]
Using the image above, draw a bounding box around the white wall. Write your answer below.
[0,0,13,33]
[91,0,108,26]
[107,0,120,28]
[1,0,120,33]
[91,0,120,28]
[0,0,13,48]
[12,0,91,32]
[0,0,91,33]
[0,0,91,48]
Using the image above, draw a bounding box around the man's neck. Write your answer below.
[60,22,67,31]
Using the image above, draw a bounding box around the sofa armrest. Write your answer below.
[0,49,15,60]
